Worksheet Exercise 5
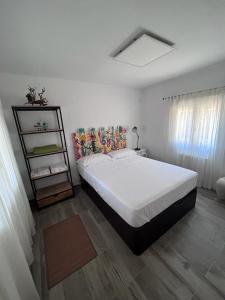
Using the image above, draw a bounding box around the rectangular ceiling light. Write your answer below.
[114,34,174,67]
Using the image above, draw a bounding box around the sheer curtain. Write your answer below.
[165,88,225,189]
[0,100,39,300]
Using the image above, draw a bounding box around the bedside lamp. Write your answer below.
[132,126,140,150]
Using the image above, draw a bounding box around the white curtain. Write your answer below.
[0,101,39,300]
[165,88,225,189]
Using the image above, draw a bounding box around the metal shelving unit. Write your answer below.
[12,105,74,208]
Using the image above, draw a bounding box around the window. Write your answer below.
[167,90,225,189]
[173,99,219,159]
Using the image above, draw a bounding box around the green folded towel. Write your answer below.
[33,144,59,154]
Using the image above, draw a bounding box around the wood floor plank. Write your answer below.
[197,196,225,224]
[191,296,200,300]
[73,192,88,213]
[82,255,116,300]
[32,225,42,297]
[177,207,225,249]
[98,219,145,278]
[136,264,176,300]
[48,283,65,300]
[79,210,108,254]
[99,251,148,300]
[142,249,193,299]
[58,201,75,219]
[214,245,225,271]
[39,210,54,300]
[153,243,224,300]
[168,224,223,275]
[31,188,225,300]
[63,269,93,300]
[205,263,225,296]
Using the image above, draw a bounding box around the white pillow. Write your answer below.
[77,153,111,168]
[107,148,136,159]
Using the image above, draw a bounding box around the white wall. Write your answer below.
[0,73,141,199]
[3,59,225,200]
[141,59,225,161]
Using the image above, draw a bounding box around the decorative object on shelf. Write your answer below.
[132,126,140,150]
[25,86,48,106]
[32,144,59,155]
[42,121,48,130]
[38,88,48,105]
[12,106,74,209]
[73,126,127,160]
[34,121,48,131]
[34,120,42,131]
[25,86,36,104]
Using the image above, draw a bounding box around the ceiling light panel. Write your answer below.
[114,34,174,67]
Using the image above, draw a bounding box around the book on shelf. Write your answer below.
[31,167,50,179]
[31,163,68,179]
[50,163,68,174]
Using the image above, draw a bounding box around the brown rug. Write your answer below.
[43,215,97,288]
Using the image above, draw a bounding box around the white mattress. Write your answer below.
[78,156,198,227]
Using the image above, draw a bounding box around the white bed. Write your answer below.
[78,155,198,227]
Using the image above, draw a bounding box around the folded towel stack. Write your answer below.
[32,144,59,155]
[50,163,68,174]
[31,167,50,179]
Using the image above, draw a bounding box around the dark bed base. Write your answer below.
[81,176,197,255]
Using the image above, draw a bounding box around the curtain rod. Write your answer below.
[162,85,225,101]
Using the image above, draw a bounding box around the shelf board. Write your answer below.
[12,105,60,111]
[31,169,68,180]
[20,129,63,135]
[36,181,72,201]
[26,148,66,159]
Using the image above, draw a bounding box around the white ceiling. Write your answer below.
[1,0,225,89]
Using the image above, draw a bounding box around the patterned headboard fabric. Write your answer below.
[73,126,127,160]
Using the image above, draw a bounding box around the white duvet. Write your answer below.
[78,155,198,227]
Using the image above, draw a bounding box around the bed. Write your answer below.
[73,127,198,255]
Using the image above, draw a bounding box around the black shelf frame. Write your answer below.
[19,128,64,135]
[31,169,69,181]
[26,148,67,159]
[13,105,60,111]
[12,105,74,200]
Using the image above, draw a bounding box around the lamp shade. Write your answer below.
[132,126,138,133]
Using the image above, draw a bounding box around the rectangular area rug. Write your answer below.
[43,214,97,288]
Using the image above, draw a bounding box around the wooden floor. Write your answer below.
[32,187,225,300]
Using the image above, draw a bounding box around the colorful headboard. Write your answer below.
[73,126,127,160]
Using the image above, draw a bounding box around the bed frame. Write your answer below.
[80,176,197,255]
